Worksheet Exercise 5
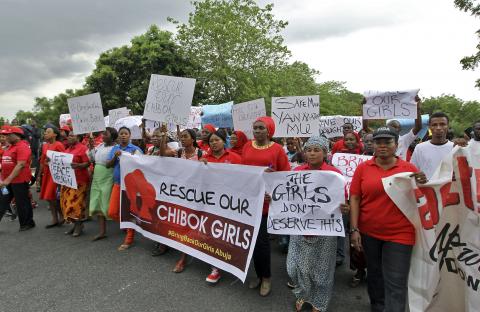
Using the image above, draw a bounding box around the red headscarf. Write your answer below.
[203,124,216,134]
[255,116,275,139]
[341,131,362,154]
[230,130,248,156]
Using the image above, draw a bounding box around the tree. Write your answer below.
[454,0,480,88]
[170,0,291,103]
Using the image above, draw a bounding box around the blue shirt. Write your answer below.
[108,143,143,184]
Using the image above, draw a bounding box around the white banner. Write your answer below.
[264,170,345,236]
[119,155,265,282]
[108,107,130,127]
[67,93,106,135]
[143,74,196,125]
[363,89,419,120]
[383,142,480,312]
[232,98,266,139]
[46,150,77,189]
[319,115,363,138]
[331,153,372,195]
[271,95,320,137]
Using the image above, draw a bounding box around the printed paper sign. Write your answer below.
[201,102,234,128]
[319,115,363,138]
[46,150,77,189]
[119,155,265,282]
[232,99,266,139]
[143,74,196,125]
[271,95,320,137]
[264,170,345,236]
[108,107,130,127]
[67,93,106,135]
[363,89,419,120]
[383,143,480,312]
[331,153,373,195]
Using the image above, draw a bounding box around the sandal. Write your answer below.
[173,260,185,273]
[118,243,132,251]
[295,299,305,312]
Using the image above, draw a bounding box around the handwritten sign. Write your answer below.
[67,93,106,135]
[143,74,196,125]
[331,153,372,195]
[46,150,77,189]
[232,99,266,139]
[319,115,363,138]
[363,89,419,120]
[264,170,345,236]
[271,95,320,137]
[108,107,129,127]
[201,102,234,128]
[59,114,71,128]
[114,115,143,140]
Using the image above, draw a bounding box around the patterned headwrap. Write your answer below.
[304,136,330,153]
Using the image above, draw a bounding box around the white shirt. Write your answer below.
[92,143,115,166]
[410,140,454,179]
[396,129,417,160]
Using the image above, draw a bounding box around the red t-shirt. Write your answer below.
[331,138,364,155]
[350,157,418,245]
[1,140,32,183]
[65,142,90,184]
[41,141,66,170]
[242,141,291,215]
[203,150,242,164]
[197,140,211,155]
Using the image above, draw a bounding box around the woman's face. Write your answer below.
[180,130,194,148]
[363,134,374,152]
[118,129,131,145]
[44,128,56,141]
[305,146,324,166]
[344,133,358,150]
[209,134,225,153]
[151,129,163,147]
[102,130,112,144]
[230,133,238,148]
[253,121,269,142]
[373,138,397,158]
[67,132,78,145]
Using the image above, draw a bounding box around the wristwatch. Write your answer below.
[349,227,359,234]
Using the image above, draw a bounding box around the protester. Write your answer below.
[197,124,215,154]
[106,127,143,251]
[60,132,90,237]
[362,133,374,156]
[39,126,65,228]
[88,127,117,241]
[242,116,291,297]
[410,112,454,179]
[59,125,71,148]
[350,127,427,312]
[473,120,480,141]
[331,123,364,155]
[229,130,248,156]
[285,137,298,161]
[288,136,350,312]
[201,130,242,284]
[0,126,35,231]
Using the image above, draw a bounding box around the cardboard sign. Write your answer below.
[67,93,106,135]
[201,102,234,128]
[232,99,266,139]
[143,74,196,125]
[119,154,265,282]
[271,95,320,137]
[46,150,77,189]
[363,89,419,120]
[108,107,129,127]
[265,170,345,236]
[331,153,373,195]
[319,115,363,138]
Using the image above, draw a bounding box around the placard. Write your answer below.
[264,170,345,236]
[271,95,320,137]
[46,150,77,189]
[319,115,363,138]
[363,89,419,120]
[108,107,129,127]
[331,153,373,195]
[201,102,234,128]
[67,93,106,135]
[232,99,266,139]
[143,74,196,125]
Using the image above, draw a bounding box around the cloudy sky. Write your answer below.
[1,0,478,120]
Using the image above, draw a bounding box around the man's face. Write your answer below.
[473,122,480,141]
[429,117,449,141]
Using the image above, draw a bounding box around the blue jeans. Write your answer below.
[362,234,412,312]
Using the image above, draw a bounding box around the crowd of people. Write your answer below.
[0,101,479,312]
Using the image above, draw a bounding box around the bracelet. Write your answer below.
[349,228,359,234]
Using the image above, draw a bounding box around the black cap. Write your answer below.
[373,127,399,141]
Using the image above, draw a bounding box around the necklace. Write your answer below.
[252,141,274,150]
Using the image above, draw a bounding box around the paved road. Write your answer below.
[0,193,370,312]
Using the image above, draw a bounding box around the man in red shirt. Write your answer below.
[0,126,35,231]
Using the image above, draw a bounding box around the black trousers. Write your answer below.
[0,183,34,227]
[253,215,271,278]
[362,234,413,312]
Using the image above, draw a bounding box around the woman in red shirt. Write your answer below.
[197,124,215,154]
[242,116,290,297]
[350,127,427,312]
[39,126,65,228]
[61,132,90,237]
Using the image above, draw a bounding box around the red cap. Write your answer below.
[3,126,24,135]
